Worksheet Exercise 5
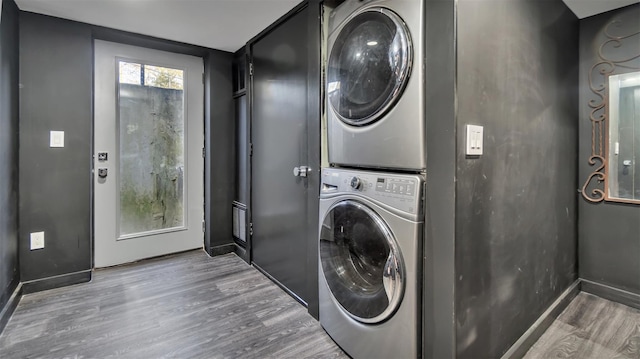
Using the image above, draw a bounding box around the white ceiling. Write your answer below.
[562,0,638,18]
[14,0,301,52]
[12,0,640,52]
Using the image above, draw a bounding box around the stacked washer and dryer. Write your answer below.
[319,0,425,358]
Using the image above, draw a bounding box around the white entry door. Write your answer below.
[94,40,204,268]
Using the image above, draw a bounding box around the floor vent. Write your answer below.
[232,201,247,243]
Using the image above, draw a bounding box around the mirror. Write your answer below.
[581,17,640,204]
[607,71,640,203]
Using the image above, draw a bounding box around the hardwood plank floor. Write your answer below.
[6,251,637,359]
[524,292,640,359]
[0,250,348,359]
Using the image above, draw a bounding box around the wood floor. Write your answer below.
[3,251,639,359]
[524,292,640,359]
[0,250,348,359]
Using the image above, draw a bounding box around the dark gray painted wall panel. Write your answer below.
[19,13,93,281]
[235,94,248,205]
[578,4,640,295]
[205,50,234,252]
[455,1,579,357]
[18,12,234,283]
[423,0,456,357]
[0,0,20,311]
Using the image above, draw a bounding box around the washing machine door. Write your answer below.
[327,8,412,126]
[320,200,404,323]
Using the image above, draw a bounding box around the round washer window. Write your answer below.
[327,8,412,126]
[319,200,404,323]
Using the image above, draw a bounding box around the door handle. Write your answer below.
[382,252,402,306]
[98,168,108,178]
[293,166,310,178]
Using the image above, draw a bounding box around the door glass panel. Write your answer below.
[118,60,186,238]
[320,200,399,322]
[327,9,411,126]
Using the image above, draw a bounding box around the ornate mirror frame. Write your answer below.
[581,19,640,204]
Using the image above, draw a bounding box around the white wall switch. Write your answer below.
[30,231,45,250]
[50,131,65,148]
[466,124,484,156]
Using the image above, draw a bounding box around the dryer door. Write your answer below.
[320,200,404,323]
[327,8,412,126]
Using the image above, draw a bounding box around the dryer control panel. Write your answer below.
[321,167,424,217]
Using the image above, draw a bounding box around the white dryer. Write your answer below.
[318,167,423,358]
[326,0,425,171]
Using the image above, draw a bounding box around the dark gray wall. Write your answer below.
[578,4,640,298]
[231,48,249,262]
[19,12,93,281]
[0,0,20,317]
[18,12,234,285]
[234,94,248,205]
[455,1,579,357]
[233,48,248,207]
[423,0,456,357]
[205,49,235,255]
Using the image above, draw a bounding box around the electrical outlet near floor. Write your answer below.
[30,231,45,250]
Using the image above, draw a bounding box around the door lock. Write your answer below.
[98,168,108,178]
[293,166,310,178]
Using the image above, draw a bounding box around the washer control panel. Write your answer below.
[375,177,416,197]
[321,168,424,216]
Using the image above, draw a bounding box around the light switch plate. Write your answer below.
[466,124,484,156]
[50,131,65,148]
[30,231,45,250]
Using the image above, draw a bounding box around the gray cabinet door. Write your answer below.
[251,6,310,303]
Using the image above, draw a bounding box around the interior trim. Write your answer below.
[21,270,92,295]
[501,279,581,359]
[253,262,307,308]
[209,243,236,257]
[581,279,640,310]
[233,243,249,263]
[0,282,22,334]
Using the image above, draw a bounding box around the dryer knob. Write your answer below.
[350,176,362,190]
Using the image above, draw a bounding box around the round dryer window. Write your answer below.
[319,200,404,323]
[327,8,412,126]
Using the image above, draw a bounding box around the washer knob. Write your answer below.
[350,176,362,190]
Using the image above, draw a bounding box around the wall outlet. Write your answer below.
[50,131,64,148]
[30,231,45,250]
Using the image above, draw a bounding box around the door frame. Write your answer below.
[245,0,322,318]
[90,29,235,268]
[92,40,205,268]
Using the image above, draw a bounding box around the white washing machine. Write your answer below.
[318,167,423,358]
[326,0,425,171]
